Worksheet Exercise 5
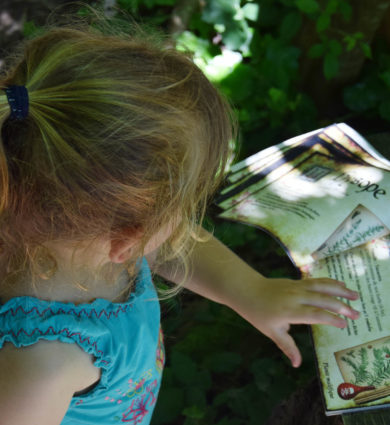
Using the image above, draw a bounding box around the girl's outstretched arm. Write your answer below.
[150,226,360,368]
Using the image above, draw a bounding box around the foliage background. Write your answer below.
[1,0,390,423]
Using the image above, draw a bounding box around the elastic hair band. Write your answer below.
[4,85,29,120]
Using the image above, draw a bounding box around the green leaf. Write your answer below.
[171,351,198,384]
[308,43,325,58]
[184,386,207,409]
[219,63,257,103]
[192,368,213,391]
[202,0,239,25]
[182,405,206,419]
[343,77,383,112]
[242,3,259,21]
[338,0,352,21]
[222,20,253,52]
[154,0,176,4]
[380,71,390,88]
[279,12,302,41]
[152,387,184,423]
[325,0,340,15]
[295,0,320,15]
[323,51,339,79]
[144,0,156,8]
[23,21,46,38]
[268,87,287,106]
[343,35,356,51]
[216,419,243,425]
[361,42,372,59]
[329,39,343,56]
[316,14,330,33]
[206,351,242,373]
[176,31,212,61]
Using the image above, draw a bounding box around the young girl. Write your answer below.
[0,9,359,425]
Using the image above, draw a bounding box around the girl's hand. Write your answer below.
[228,276,360,368]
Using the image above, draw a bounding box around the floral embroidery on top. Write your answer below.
[113,378,159,423]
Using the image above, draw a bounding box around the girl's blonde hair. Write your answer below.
[0,4,236,301]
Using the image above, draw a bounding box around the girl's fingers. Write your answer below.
[272,329,302,368]
[289,306,348,328]
[300,292,360,319]
[303,278,359,300]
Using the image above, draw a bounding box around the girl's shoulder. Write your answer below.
[0,338,101,419]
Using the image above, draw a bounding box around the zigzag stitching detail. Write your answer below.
[2,326,110,365]
[1,303,133,319]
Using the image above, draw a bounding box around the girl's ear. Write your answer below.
[109,226,144,263]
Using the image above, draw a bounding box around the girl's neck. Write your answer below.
[0,261,134,305]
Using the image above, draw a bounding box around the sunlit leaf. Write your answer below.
[176,31,212,59]
[202,49,243,82]
[202,0,239,24]
[222,21,253,52]
[242,3,260,21]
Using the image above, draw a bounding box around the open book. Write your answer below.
[216,123,390,415]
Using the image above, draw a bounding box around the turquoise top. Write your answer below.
[0,257,165,424]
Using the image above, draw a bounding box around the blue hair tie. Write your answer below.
[5,85,29,120]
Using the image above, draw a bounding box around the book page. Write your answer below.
[327,124,390,171]
[219,129,363,201]
[312,205,390,260]
[304,236,390,414]
[227,128,322,179]
[219,153,390,267]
